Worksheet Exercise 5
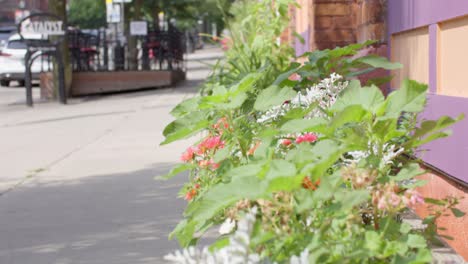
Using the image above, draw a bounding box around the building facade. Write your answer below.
[287,0,468,260]
[0,0,48,27]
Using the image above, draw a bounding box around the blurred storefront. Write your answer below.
[0,0,48,27]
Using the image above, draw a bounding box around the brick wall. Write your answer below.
[314,0,357,49]
[286,0,387,50]
[355,0,386,43]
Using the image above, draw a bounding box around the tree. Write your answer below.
[68,0,106,29]
[49,0,72,97]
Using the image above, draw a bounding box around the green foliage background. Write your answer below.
[67,0,232,31]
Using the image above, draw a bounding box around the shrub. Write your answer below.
[160,1,464,263]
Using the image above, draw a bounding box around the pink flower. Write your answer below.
[185,189,197,201]
[288,73,300,81]
[220,37,232,51]
[181,147,196,162]
[281,139,292,146]
[295,133,318,144]
[389,193,402,207]
[197,136,225,155]
[210,160,220,170]
[248,141,261,156]
[377,198,388,210]
[198,159,220,170]
[201,136,224,150]
[198,159,210,168]
[213,117,229,131]
[405,190,425,207]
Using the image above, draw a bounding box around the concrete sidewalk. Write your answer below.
[0,46,223,264]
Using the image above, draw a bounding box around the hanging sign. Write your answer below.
[19,14,65,36]
[130,21,147,36]
[106,4,121,23]
[18,13,66,48]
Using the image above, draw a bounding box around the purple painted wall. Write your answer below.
[295,29,310,57]
[420,95,468,183]
[388,0,468,34]
[388,0,468,183]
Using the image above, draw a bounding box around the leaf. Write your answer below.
[365,231,382,252]
[331,80,385,113]
[170,97,200,117]
[155,163,193,180]
[185,175,265,224]
[265,159,297,180]
[422,215,436,225]
[414,115,463,138]
[450,208,465,218]
[273,66,300,86]
[407,114,464,148]
[267,176,304,192]
[399,223,412,234]
[161,111,210,145]
[231,73,259,93]
[219,92,248,110]
[280,118,328,134]
[401,179,427,189]
[208,237,230,252]
[293,31,305,44]
[170,219,198,247]
[224,162,266,179]
[335,190,370,211]
[213,147,231,163]
[301,140,348,177]
[406,234,427,248]
[254,85,297,111]
[384,80,428,118]
[357,55,402,70]
[329,105,369,130]
[392,163,425,182]
[424,198,446,206]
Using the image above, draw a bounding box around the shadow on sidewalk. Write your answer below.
[0,163,191,264]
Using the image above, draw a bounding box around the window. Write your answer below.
[7,40,27,50]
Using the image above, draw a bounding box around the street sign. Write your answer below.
[106,4,120,23]
[20,20,65,36]
[17,13,67,106]
[113,0,132,3]
[130,21,147,36]
[18,13,66,42]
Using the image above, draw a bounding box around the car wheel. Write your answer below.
[17,80,25,87]
[0,80,10,87]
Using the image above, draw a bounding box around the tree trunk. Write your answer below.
[128,0,143,70]
[49,0,72,98]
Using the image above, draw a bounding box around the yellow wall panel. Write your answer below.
[440,16,468,98]
[391,27,429,88]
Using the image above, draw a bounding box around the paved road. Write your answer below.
[0,47,223,264]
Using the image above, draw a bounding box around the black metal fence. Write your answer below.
[67,25,186,73]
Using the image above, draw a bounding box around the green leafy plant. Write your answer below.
[159,1,465,263]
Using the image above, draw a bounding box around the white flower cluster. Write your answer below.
[164,207,261,264]
[345,143,405,168]
[257,73,349,123]
[290,249,310,264]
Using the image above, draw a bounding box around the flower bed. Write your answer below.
[160,1,465,263]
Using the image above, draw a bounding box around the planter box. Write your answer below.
[415,170,468,261]
[71,70,186,96]
[40,70,186,99]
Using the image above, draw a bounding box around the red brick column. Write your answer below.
[314,0,358,49]
[356,0,386,43]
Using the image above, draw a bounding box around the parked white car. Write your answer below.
[0,34,52,87]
